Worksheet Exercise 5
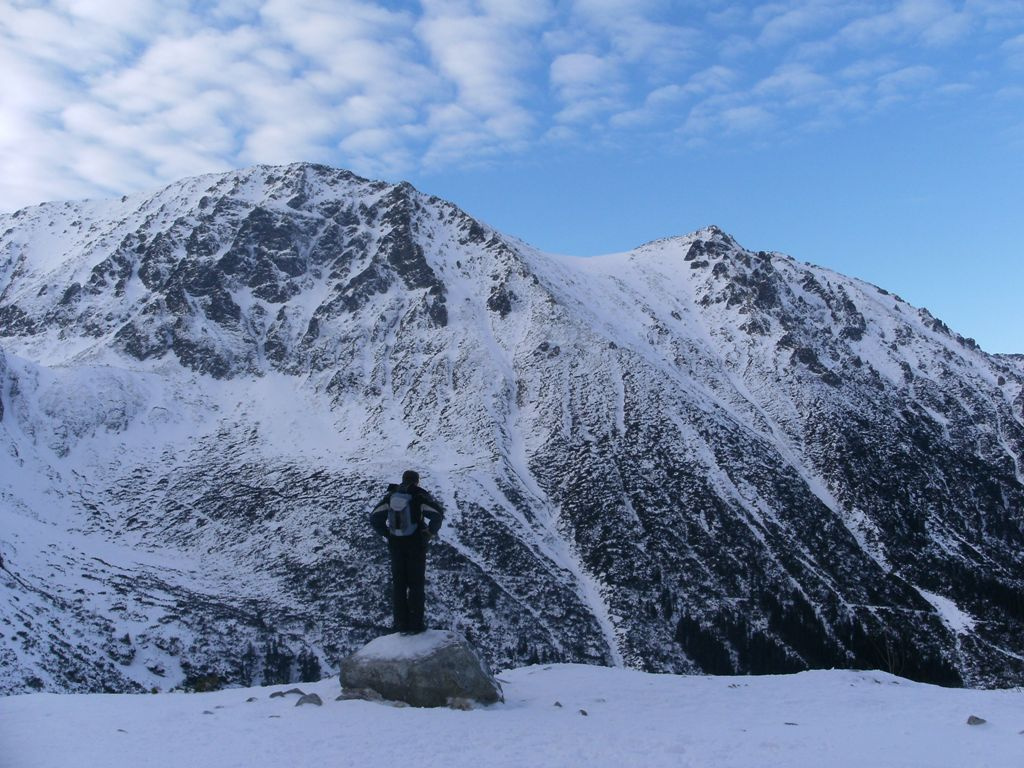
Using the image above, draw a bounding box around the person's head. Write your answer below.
[401,469,420,487]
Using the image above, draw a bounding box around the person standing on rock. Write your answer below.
[369,470,444,634]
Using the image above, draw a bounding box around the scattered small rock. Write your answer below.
[553,701,562,708]
[116,729,128,734]
[579,709,588,716]
[202,710,214,715]
[246,697,257,703]
[295,693,322,707]
[337,687,384,702]
[268,715,280,719]
[967,715,987,726]
[270,688,307,699]
[784,722,799,726]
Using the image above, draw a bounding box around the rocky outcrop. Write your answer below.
[339,631,503,708]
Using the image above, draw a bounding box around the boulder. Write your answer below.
[339,630,503,708]
[269,688,305,699]
[295,693,322,707]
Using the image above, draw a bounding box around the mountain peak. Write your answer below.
[694,224,729,240]
[633,224,741,257]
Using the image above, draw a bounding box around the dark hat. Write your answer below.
[401,469,420,486]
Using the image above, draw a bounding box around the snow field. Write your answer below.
[2,665,1022,768]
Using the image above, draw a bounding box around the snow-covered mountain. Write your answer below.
[1,163,1022,694]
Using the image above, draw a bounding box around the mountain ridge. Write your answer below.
[1,162,1022,694]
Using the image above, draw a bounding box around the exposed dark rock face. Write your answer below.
[0,165,1021,696]
[1,164,449,381]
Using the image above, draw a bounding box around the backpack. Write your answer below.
[387,488,419,536]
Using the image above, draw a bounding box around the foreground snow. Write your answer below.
[2,665,1021,768]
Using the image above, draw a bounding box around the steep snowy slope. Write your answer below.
[1,163,1021,693]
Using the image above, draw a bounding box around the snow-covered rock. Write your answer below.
[339,630,502,707]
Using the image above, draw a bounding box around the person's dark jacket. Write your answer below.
[369,483,444,542]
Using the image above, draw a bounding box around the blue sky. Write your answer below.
[2,0,1022,352]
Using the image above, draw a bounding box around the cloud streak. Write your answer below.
[1,0,1022,210]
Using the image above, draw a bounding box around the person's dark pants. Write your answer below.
[388,537,427,632]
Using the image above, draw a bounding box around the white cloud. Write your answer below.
[611,18,699,70]
[550,52,625,123]
[416,0,547,159]
[551,52,617,89]
[935,82,974,96]
[610,84,685,128]
[54,0,178,38]
[545,0,701,127]
[478,0,552,26]
[838,56,904,81]
[571,0,663,19]
[418,16,525,115]
[0,0,1021,211]
[566,0,699,71]
[876,64,938,102]
[720,104,776,134]
[0,4,129,73]
[839,0,972,48]
[608,65,738,129]
[994,84,1024,100]
[754,64,831,105]
[1002,32,1024,68]
[755,1,852,48]
[684,65,740,96]
[0,0,449,209]
[682,92,777,140]
[339,127,399,156]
